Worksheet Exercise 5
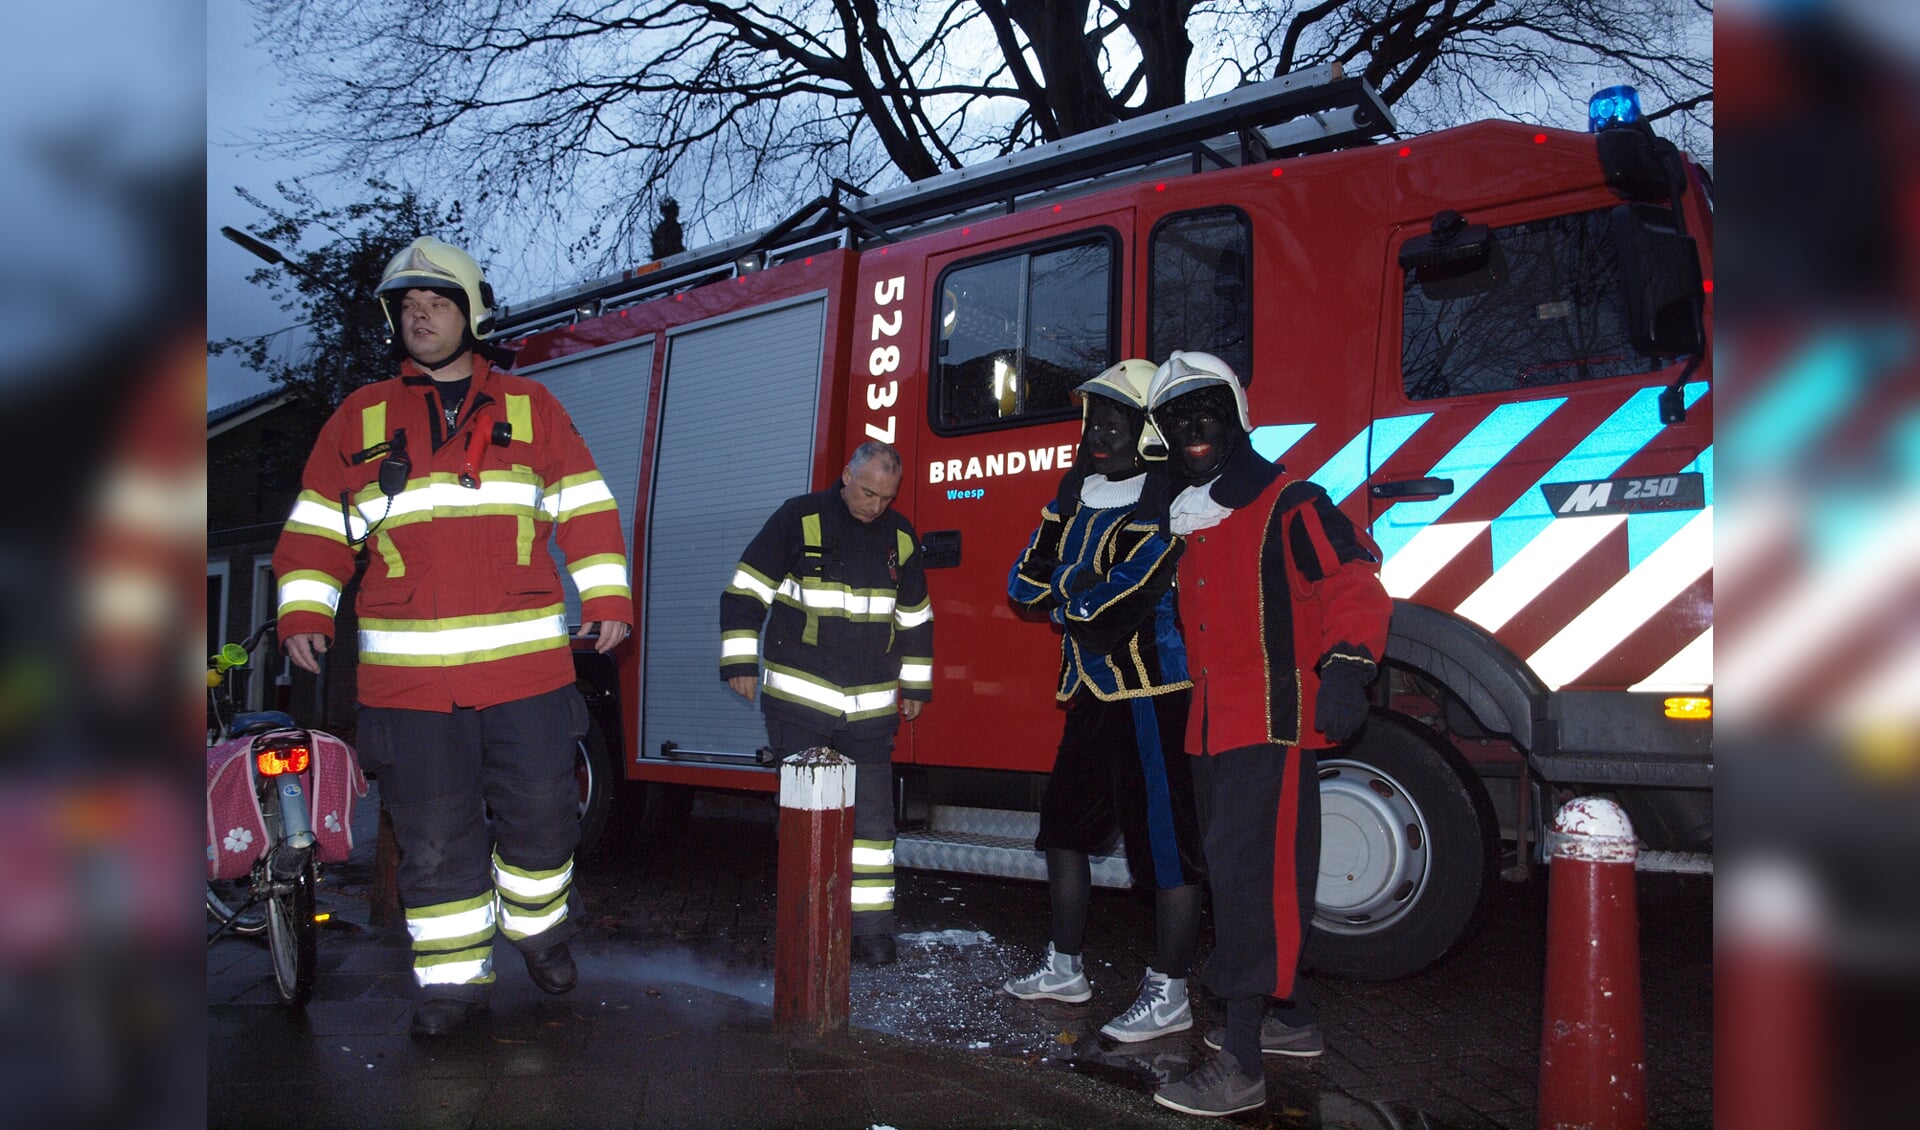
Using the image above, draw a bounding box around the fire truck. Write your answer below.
[494,66,1713,980]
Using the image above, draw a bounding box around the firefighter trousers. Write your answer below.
[765,712,897,937]
[358,685,589,999]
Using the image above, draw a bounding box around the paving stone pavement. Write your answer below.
[208,785,1712,1128]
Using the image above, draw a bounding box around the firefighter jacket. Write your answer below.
[272,358,634,712]
[720,486,933,732]
[1008,472,1190,701]
[1176,444,1391,752]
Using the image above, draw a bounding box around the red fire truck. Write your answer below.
[496,66,1713,980]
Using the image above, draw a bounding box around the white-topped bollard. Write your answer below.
[1539,796,1646,1129]
[774,747,854,1039]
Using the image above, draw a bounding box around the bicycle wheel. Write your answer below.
[207,878,267,937]
[265,852,318,1007]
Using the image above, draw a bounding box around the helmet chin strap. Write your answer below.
[414,338,474,373]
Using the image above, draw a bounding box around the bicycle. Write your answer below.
[205,620,363,1007]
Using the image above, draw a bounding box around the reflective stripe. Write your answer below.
[895,528,916,564]
[569,560,630,596]
[499,900,568,938]
[851,843,894,869]
[1526,508,1713,689]
[720,634,760,660]
[894,601,933,628]
[414,954,494,987]
[286,495,353,542]
[851,880,895,908]
[1628,627,1712,694]
[407,896,496,944]
[372,476,544,521]
[777,578,897,617]
[1454,515,1625,632]
[277,573,342,617]
[1379,521,1488,598]
[727,567,777,605]
[762,668,897,717]
[493,856,572,901]
[505,393,533,442]
[898,661,932,686]
[1371,399,1565,562]
[361,607,567,662]
[544,473,616,520]
[801,513,822,549]
[362,401,386,450]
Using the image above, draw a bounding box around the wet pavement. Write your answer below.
[207,787,1712,1128]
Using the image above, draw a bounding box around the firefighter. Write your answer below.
[273,237,634,1037]
[719,441,933,966]
[1144,351,1392,1118]
[1001,359,1206,1043]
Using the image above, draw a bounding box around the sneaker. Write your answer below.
[1002,942,1092,1003]
[1100,967,1192,1042]
[1203,1015,1326,1058]
[1152,1051,1266,1117]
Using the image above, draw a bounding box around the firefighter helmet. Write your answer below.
[1074,359,1165,459]
[1147,350,1252,434]
[376,237,495,341]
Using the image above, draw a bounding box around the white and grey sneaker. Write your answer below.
[1202,1014,1326,1058]
[1099,967,1192,1042]
[1153,1051,1266,1117]
[1002,942,1092,1003]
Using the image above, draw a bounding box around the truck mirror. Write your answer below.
[1611,202,1704,360]
[1400,210,1500,299]
[1597,124,1675,202]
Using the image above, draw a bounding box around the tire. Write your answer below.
[574,714,616,857]
[266,851,318,1007]
[1304,708,1498,981]
[207,879,266,937]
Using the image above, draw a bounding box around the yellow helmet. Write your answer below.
[1073,359,1166,460]
[376,237,495,340]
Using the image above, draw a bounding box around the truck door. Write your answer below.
[908,225,1125,772]
[640,295,830,766]
[1370,203,1712,693]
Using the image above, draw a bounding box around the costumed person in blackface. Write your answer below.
[274,238,634,1037]
[719,441,933,967]
[1143,351,1392,1117]
[1003,360,1205,1042]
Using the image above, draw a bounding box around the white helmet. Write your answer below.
[376,237,495,340]
[1147,350,1251,433]
[1073,359,1166,459]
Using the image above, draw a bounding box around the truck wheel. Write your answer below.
[1305,708,1497,981]
[574,710,615,856]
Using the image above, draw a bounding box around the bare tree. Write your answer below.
[242,0,1709,279]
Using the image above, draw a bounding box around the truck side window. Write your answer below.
[1401,207,1662,401]
[932,233,1117,433]
[1147,209,1252,386]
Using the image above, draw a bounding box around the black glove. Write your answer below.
[1313,661,1373,744]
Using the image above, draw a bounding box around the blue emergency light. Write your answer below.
[1588,85,1643,132]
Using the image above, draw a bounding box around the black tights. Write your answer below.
[1046,849,1201,979]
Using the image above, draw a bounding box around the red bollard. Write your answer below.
[773,747,854,1039]
[1539,797,1646,1129]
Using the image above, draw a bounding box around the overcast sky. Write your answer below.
[207,0,329,410]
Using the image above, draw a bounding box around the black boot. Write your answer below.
[523,941,578,994]
[411,997,487,1038]
[852,934,897,967]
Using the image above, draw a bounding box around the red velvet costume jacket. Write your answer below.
[1176,445,1391,753]
[273,358,634,711]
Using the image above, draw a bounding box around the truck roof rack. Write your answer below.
[493,65,1394,338]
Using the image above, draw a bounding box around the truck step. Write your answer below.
[1635,850,1713,875]
[896,806,1134,888]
